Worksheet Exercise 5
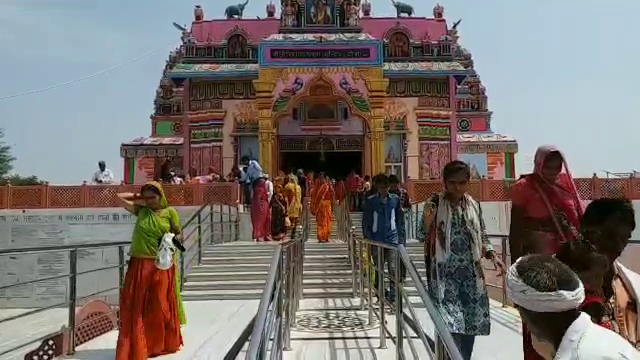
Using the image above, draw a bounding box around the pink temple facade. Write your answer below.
[118,1,517,184]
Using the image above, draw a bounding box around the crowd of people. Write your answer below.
[109,147,640,359]
[416,146,639,359]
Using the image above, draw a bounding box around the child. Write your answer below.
[555,240,612,328]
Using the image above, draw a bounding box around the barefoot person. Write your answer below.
[421,161,505,360]
[506,254,638,359]
[115,182,185,359]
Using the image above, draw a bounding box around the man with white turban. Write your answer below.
[506,254,638,360]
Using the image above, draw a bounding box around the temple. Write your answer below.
[120,0,518,183]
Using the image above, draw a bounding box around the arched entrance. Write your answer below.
[274,76,370,178]
[252,67,388,177]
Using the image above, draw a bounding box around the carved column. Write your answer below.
[364,68,388,175]
[253,72,277,176]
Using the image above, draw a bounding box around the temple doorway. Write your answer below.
[280,151,362,179]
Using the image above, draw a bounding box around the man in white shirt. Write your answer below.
[506,254,639,360]
[264,174,274,202]
[92,161,115,185]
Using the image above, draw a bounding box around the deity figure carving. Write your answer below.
[308,0,333,25]
[281,0,299,27]
[344,0,360,26]
[228,34,248,58]
[389,32,410,57]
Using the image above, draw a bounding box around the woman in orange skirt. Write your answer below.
[312,173,334,243]
[116,181,185,359]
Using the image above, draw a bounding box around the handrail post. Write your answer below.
[377,248,386,349]
[367,244,373,323]
[209,203,214,244]
[395,249,404,357]
[276,251,285,354]
[284,246,293,351]
[118,245,125,330]
[360,240,366,312]
[219,206,224,243]
[180,252,185,291]
[227,205,232,242]
[67,249,78,355]
[197,211,203,265]
[501,236,508,307]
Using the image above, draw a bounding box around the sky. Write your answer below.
[0,0,638,184]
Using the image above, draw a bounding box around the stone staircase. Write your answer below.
[181,242,278,301]
[181,211,428,302]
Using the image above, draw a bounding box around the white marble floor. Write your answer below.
[0,307,71,360]
[0,301,258,360]
[1,298,522,360]
[278,299,523,360]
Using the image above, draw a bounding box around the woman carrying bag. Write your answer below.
[115,181,186,359]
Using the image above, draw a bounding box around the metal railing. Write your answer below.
[224,200,310,359]
[179,202,239,290]
[0,200,239,359]
[336,200,464,359]
[0,241,129,358]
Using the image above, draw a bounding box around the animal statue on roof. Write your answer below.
[390,0,413,17]
[225,0,249,19]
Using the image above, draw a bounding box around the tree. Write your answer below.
[0,129,15,178]
[0,129,45,186]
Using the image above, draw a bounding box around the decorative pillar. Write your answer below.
[364,68,388,175]
[253,71,277,176]
[182,79,191,175]
[448,75,458,161]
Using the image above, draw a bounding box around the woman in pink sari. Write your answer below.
[251,177,271,242]
[509,145,584,360]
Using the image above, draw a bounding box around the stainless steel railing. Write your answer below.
[179,202,240,290]
[336,200,464,359]
[242,200,310,359]
[0,200,239,358]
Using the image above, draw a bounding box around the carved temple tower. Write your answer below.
[119,1,517,183]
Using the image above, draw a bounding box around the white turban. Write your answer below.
[506,257,585,313]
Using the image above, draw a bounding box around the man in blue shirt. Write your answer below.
[362,174,406,302]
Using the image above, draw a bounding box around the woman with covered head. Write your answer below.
[271,184,288,241]
[284,174,302,238]
[509,145,584,359]
[312,172,334,243]
[506,254,637,359]
[115,182,186,359]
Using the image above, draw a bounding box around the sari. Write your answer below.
[116,181,184,360]
[313,181,334,243]
[310,178,320,215]
[271,189,288,241]
[284,175,302,220]
[509,146,583,360]
[251,178,270,241]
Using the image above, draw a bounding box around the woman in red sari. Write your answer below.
[509,145,584,360]
[312,173,334,243]
[252,176,271,242]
